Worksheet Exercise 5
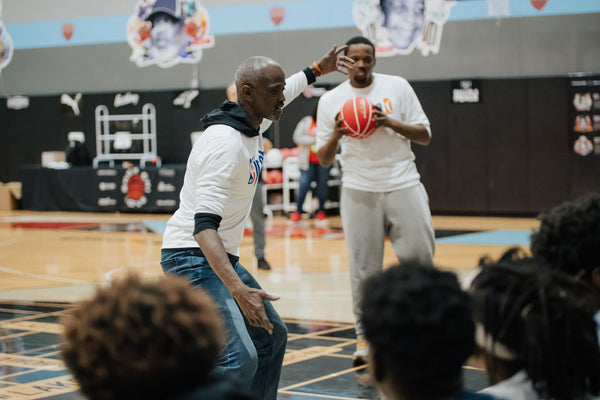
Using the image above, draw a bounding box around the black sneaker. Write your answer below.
[257,257,272,270]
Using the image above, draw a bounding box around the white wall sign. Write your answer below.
[173,89,199,109]
[7,95,29,110]
[60,93,82,116]
[114,92,140,108]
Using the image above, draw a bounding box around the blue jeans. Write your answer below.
[160,248,287,400]
[297,163,330,213]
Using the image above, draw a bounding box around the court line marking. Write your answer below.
[0,301,74,308]
[279,390,364,400]
[0,353,65,370]
[284,346,342,366]
[0,309,69,324]
[288,335,354,343]
[0,266,88,284]
[0,374,78,399]
[0,238,20,248]
[0,307,42,315]
[286,325,356,340]
[0,367,62,380]
[20,344,61,356]
[279,364,368,392]
[1,321,63,334]
[0,331,40,341]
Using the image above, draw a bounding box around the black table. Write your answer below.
[20,164,186,213]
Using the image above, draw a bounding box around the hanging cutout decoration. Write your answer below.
[0,1,14,72]
[62,23,74,41]
[530,0,547,11]
[127,0,215,68]
[353,0,456,57]
[269,6,285,26]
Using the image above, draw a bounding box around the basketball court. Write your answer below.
[0,210,539,399]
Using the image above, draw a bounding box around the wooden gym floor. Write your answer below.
[0,210,539,399]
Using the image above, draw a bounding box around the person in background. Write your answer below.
[227,81,272,270]
[360,261,498,400]
[289,106,331,224]
[61,274,254,400]
[470,252,600,400]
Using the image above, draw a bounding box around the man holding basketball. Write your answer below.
[316,36,435,367]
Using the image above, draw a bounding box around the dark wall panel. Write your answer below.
[413,81,450,213]
[486,80,530,213]
[570,152,600,199]
[527,78,570,213]
[444,100,488,213]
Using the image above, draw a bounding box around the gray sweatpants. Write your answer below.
[340,184,435,337]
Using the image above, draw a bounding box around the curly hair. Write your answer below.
[530,193,600,280]
[470,256,600,400]
[61,274,225,400]
[360,261,475,398]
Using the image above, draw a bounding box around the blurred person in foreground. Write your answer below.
[61,274,254,400]
[360,261,498,400]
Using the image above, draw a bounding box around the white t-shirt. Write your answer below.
[162,71,309,255]
[316,73,430,192]
[481,370,540,400]
[162,125,262,255]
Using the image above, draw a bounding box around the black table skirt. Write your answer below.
[20,164,185,213]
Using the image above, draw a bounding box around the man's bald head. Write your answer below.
[232,56,286,128]
[234,56,282,92]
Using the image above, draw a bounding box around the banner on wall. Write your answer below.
[126,0,215,68]
[0,1,14,71]
[570,75,600,157]
[353,0,455,57]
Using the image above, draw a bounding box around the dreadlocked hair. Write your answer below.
[471,255,600,400]
[530,192,600,281]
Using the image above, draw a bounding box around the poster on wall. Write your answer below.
[0,1,14,72]
[126,0,215,68]
[570,75,600,157]
[353,0,456,57]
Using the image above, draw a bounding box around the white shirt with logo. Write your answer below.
[162,126,263,255]
[162,70,309,255]
[316,73,431,192]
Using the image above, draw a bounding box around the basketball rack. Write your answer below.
[93,103,161,168]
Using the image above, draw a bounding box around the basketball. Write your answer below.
[340,97,377,139]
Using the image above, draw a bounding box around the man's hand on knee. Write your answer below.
[234,287,280,334]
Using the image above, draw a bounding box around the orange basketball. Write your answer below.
[340,97,377,139]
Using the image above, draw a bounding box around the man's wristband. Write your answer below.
[302,67,317,85]
[312,61,323,77]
